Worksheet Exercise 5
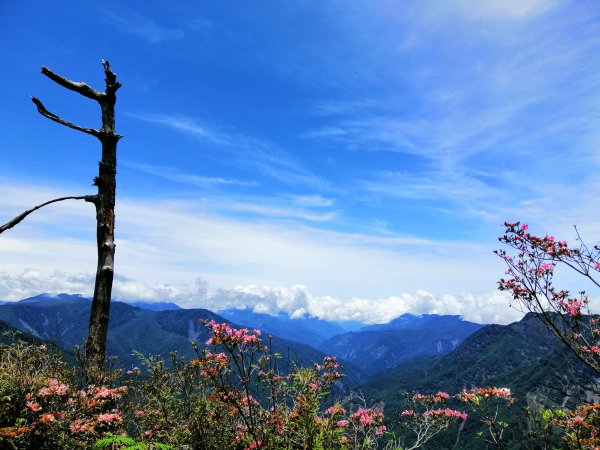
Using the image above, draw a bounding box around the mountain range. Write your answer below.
[0,294,370,384]
[318,314,483,374]
[1,292,597,442]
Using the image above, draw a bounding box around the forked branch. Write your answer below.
[0,195,97,235]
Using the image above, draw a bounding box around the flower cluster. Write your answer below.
[458,387,512,402]
[423,408,467,421]
[398,390,469,448]
[412,391,450,403]
[205,320,263,347]
[550,403,600,449]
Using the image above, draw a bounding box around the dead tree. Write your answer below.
[0,61,121,373]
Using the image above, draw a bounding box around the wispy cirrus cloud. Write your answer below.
[127,163,259,189]
[127,112,329,191]
[450,0,557,20]
[103,11,184,43]
[301,1,600,227]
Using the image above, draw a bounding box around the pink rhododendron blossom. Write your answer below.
[97,413,123,423]
[324,405,345,416]
[26,401,42,412]
[423,408,468,421]
[38,378,69,397]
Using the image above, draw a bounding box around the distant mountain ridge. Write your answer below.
[318,314,484,374]
[0,294,368,385]
[217,308,348,346]
[359,313,470,332]
[127,301,182,311]
[0,294,486,378]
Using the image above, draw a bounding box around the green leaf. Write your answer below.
[94,435,137,449]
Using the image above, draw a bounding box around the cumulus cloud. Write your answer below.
[202,284,523,325]
[0,270,522,325]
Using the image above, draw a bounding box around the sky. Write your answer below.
[1,0,600,324]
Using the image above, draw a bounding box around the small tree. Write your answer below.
[496,221,600,375]
[0,61,121,374]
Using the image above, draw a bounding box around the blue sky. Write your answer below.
[1,0,599,323]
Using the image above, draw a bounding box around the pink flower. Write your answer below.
[349,407,384,426]
[38,378,69,396]
[336,420,349,427]
[424,408,468,421]
[26,401,42,412]
[324,405,345,416]
[97,413,123,423]
[39,413,58,425]
[70,419,96,434]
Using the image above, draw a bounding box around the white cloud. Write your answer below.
[204,284,523,324]
[0,270,522,325]
[0,179,508,307]
[289,195,334,208]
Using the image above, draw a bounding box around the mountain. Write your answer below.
[126,301,182,311]
[0,319,76,365]
[360,313,599,448]
[0,295,367,384]
[217,308,347,346]
[318,314,483,374]
[359,313,470,332]
[363,313,597,402]
[18,293,90,305]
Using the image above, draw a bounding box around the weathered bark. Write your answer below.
[30,61,122,374]
[84,61,121,374]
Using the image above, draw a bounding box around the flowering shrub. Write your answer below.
[0,336,128,449]
[497,221,600,447]
[457,387,515,447]
[122,321,388,449]
[395,391,467,449]
[550,403,600,449]
[497,221,600,374]
[0,318,585,449]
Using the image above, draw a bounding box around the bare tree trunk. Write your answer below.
[25,61,122,374]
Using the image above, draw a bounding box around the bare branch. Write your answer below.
[31,96,100,137]
[0,195,97,235]
[41,66,102,100]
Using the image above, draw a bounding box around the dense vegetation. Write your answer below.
[0,315,597,449]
